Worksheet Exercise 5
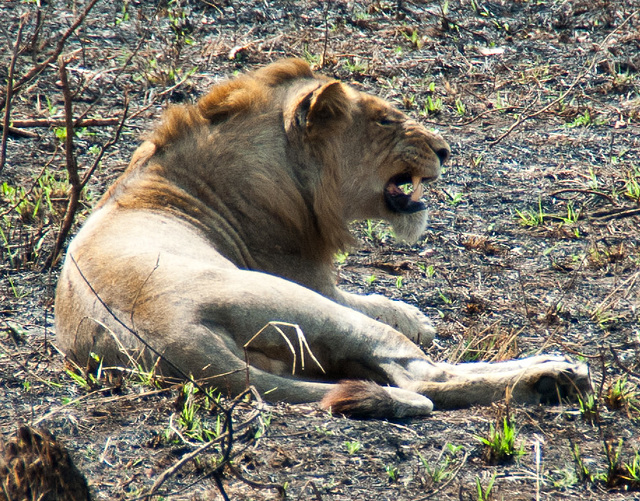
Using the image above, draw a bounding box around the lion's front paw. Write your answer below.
[514,358,591,404]
[376,299,436,346]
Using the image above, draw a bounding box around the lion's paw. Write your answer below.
[513,359,591,405]
[376,299,436,346]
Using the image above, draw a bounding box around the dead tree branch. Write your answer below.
[2,117,121,128]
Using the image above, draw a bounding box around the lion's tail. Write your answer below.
[320,380,433,419]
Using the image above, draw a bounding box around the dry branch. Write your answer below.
[2,117,121,128]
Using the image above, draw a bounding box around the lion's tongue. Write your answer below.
[410,176,424,202]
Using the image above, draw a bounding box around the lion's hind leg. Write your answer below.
[411,356,591,409]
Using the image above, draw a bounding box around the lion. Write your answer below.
[55,59,590,418]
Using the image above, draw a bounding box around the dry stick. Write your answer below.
[144,389,273,500]
[0,16,25,174]
[5,117,121,128]
[45,89,129,267]
[609,346,640,379]
[489,9,639,147]
[45,56,80,269]
[549,188,619,207]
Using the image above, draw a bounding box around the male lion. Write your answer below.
[55,59,589,418]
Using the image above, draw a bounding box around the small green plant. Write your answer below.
[515,198,545,227]
[605,376,639,416]
[402,29,423,49]
[334,250,349,265]
[624,167,640,202]
[420,95,443,116]
[475,473,496,501]
[418,443,464,484]
[302,44,321,66]
[177,382,223,442]
[385,464,399,482]
[365,274,377,286]
[437,290,452,304]
[345,440,362,455]
[471,154,483,168]
[447,192,464,206]
[395,276,404,288]
[455,97,466,116]
[561,201,580,224]
[475,416,524,464]
[578,392,599,425]
[362,219,391,242]
[343,57,366,74]
[623,450,640,488]
[566,109,593,128]
[417,262,436,277]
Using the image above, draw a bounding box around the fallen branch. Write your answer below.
[549,188,619,207]
[1,117,121,128]
[44,69,129,268]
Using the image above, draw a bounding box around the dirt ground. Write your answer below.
[1,0,640,499]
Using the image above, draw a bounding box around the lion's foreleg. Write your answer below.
[331,289,436,345]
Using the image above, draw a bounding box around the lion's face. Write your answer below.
[342,92,450,242]
[282,76,450,245]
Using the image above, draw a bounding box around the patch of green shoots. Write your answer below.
[475,417,525,464]
[345,440,362,455]
[515,198,545,227]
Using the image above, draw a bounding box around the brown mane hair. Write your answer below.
[152,59,315,150]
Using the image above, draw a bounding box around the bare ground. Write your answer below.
[1,0,640,499]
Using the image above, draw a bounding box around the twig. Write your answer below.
[44,56,80,268]
[489,9,639,147]
[143,388,266,499]
[609,346,640,379]
[2,117,121,128]
[549,188,619,207]
[591,271,639,320]
[589,207,640,221]
[321,1,330,68]
[44,84,128,268]
[0,15,25,174]
[0,126,38,138]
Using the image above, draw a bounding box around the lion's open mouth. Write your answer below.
[384,174,427,214]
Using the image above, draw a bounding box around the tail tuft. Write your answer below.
[321,380,433,419]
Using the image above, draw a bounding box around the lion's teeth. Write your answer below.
[410,176,424,202]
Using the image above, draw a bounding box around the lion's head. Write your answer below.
[111,59,449,267]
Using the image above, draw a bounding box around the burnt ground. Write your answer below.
[1,0,640,499]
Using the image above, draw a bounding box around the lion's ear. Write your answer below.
[296,81,352,138]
